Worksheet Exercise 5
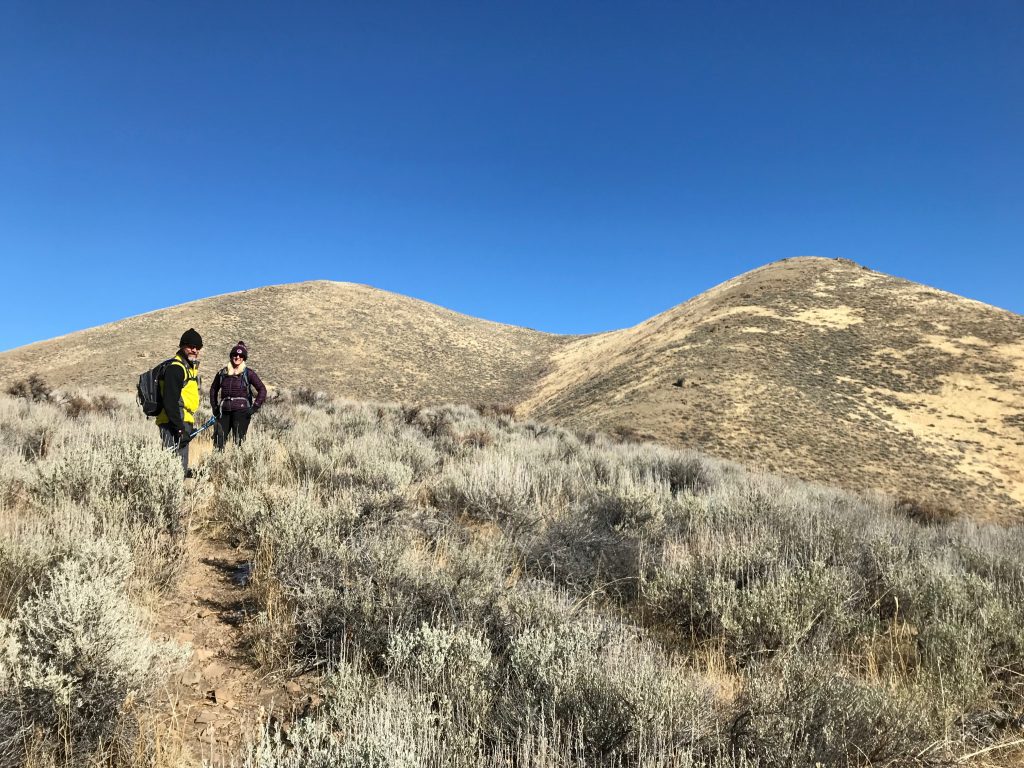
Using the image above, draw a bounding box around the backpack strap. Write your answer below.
[168,357,196,381]
[242,369,253,407]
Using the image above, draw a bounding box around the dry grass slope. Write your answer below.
[2,259,1021,520]
[523,257,1024,521]
[0,281,567,407]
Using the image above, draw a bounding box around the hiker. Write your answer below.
[210,341,267,449]
[156,328,203,474]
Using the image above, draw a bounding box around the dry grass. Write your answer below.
[3,385,1024,766]
[204,397,1024,767]
[1,258,1021,523]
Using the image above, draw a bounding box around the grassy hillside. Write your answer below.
[0,280,567,407]
[524,257,1024,520]
[2,258,1022,520]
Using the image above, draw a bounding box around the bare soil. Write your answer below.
[149,482,313,766]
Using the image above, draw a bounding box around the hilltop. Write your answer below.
[0,281,566,407]
[2,257,1022,519]
[526,257,1024,521]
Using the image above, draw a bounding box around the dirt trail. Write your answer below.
[149,494,301,766]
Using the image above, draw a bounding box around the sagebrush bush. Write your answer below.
[0,392,192,766]
[733,648,935,767]
[204,395,1024,766]
[244,664,447,768]
[506,615,721,759]
[5,374,52,403]
[387,622,494,725]
[63,393,120,419]
[0,556,183,764]
[432,450,538,525]
[0,397,67,461]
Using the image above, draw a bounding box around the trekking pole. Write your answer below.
[190,416,217,438]
[164,416,218,452]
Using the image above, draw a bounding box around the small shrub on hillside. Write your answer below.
[587,474,672,533]
[292,386,328,407]
[245,666,445,768]
[253,403,294,438]
[529,510,646,596]
[284,529,512,666]
[0,506,136,618]
[473,402,516,419]
[6,374,52,403]
[63,393,120,419]
[0,448,30,512]
[727,561,863,656]
[610,424,645,444]
[0,400,65,462]
[387,623,494,724]
[896,494,960,525]
[432,451,538,527]
[27,440,190,593]
[614,442,718,496]
[33,440,184,531]
[505,616,721,759]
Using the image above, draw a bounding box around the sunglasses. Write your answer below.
[231,353,244,359]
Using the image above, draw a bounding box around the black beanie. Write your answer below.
[179,328,203,349]
[230,341,248,360]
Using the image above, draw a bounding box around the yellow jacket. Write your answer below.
[156,355,200,428]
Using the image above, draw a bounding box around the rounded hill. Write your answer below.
[3,259,1021,520]
[524,257,1024,520]
[0,280,568,407]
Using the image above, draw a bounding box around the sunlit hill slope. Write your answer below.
[2,257,1021,520]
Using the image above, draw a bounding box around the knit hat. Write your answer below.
[179,328,203,349]
[230,341,248,360]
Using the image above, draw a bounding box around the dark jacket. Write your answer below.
[210,364,267,413]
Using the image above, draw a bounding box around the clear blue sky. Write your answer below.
[1,1,1021,351]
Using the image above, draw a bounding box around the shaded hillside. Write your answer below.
[521,257,1024,521]
[0,281,567,407]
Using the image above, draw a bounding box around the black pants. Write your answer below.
[159,424,190,472]
[215,409,251,449]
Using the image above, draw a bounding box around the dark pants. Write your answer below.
[215,409,251,449]
[159,424,189,472]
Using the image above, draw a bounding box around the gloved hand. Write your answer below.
[212,406,221,419]
[177,429,194,448]
[249,404,261,416]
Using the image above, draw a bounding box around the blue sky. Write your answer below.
[1,1,1021,351]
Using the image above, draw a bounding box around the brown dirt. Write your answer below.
[148,469,314,766]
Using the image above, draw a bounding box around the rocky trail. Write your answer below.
[149,496,310,766]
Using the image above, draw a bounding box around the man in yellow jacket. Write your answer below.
[157,328,203,474]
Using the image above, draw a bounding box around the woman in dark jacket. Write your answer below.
[210,341,267,449]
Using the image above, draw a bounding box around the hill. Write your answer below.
[0,281,567,407]
[524,257,1024,520]
[2,258,1021,519]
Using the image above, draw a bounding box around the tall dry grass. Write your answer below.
[4,380,1023,766]
[206,395,1024,767]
